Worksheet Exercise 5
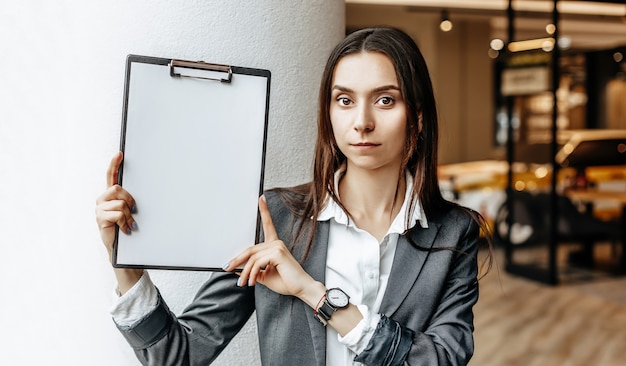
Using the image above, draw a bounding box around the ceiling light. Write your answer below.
[440,10,453,32]
[558,37,571,50]
[490,38,505,51]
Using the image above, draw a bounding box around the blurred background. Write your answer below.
[347,1,626,365]
[1,1,625,365]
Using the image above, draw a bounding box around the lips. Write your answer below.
[352,142,381,147]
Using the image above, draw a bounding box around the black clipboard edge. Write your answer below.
[112,54,271,271]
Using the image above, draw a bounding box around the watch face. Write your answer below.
[327,288,349,307]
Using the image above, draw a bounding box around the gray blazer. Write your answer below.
[117,190,479,366]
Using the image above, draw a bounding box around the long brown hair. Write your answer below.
[275,27,491,271]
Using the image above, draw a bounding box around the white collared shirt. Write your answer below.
[319,170,427,365]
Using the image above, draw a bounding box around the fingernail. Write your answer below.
[222,262,230,270]
[126,227,131,235]
[131,222,139,231]
[131,205,137,213]
[237,278,244,287]
[248,279,253,287]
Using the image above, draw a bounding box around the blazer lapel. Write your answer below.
[379,222,442,317]
[301,220,329,366]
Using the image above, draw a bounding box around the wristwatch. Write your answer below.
[315,287,350,325]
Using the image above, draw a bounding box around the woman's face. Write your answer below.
[329,51,407,174]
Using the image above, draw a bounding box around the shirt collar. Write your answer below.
[317,168,428,232]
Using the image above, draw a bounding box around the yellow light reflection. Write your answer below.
[562,143,574,154]
[508,37,555,52]
[535,166,549,179]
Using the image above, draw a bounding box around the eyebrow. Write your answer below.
[332,84,401,93]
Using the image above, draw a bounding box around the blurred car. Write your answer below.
[438,129,626,245]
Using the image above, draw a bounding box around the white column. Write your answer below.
[0,1,344,365]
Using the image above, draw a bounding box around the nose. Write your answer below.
[354,104,374,133]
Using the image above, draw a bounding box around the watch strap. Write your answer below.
[317,301,336,322]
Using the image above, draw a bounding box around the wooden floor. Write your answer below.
[470,245,626,366]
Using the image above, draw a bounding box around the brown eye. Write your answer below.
[377,96,394,106]
[338,97,351,106]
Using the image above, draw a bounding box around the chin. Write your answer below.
[346,159,398,173]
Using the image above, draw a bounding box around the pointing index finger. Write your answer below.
[259,195,278,242]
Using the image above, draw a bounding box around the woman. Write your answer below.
[96,27,491,366]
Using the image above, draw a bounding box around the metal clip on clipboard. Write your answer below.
[169,59,233,83]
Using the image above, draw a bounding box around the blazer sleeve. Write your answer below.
[115,271,256,366]
[355,212,480,366]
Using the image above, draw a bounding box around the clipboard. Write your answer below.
[112,54,271,271]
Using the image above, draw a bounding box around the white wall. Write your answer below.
[0,1,344,365]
